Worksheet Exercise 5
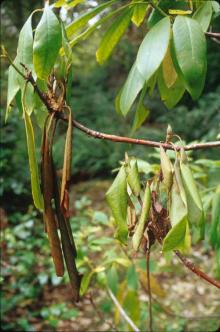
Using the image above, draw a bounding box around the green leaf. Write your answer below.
[172,16,207,100]
[163,217,188,252]
[120,62,145,116]
[33,3,62,80]
[6,14,34,120]
[132,184,151,251]
[126,159,141,197]
[193,1,213,32]
[147,0,170,29]
[209,191,220,248]
[160,145,173,192]
[106,166,128,244]
[66,0,117,38]
[131,2,148,27]
[6,63,20,120]
[212,1,220,14]
[137,17,171,83]
[22,94,44,211]
[162,47,177,89]
[131,104,149,134]
[80,271,94,296]
[96,9,132,64]
[180,150,204,236]
[158,66,185,109]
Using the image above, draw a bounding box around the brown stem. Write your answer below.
[174,250,220,289]
[7,64,220,152]
[205,32,220,39]
[146,247,153,332]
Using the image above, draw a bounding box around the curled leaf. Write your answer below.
[132,183,151,251]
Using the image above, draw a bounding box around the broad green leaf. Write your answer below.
[193,1,213,32]
[120,62,145,116]
[67,4,131,50]
[131,2,148,27]
[172,16,207,100]
[107,266,119,295]
[212,1,220,14]
[106,166,128,244]
[132,184,151,251]
[131,104,149,134]
[33,3,62,80]
[96,9,132,64]
[137,17,171,83]
[126,159,141,197]
[22,94,44,211]
[158,66,185,109]
[123,289,140,325]
[209,191,220,248]
[66,0,117,38]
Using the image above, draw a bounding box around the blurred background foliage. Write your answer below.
[0,0,220,331]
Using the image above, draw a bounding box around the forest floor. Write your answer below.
[2,180,220,332]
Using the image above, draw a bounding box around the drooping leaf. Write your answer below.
[106,166,128,244]
[22,92,44,211]
[131,104,149,134]
[137,17,171,83]
[172,16,207,100]
[163,217,188,252]
[33,3,62,80]
[41,115,65,277]
[160,145,173,192]
[6,63,20,120]
[209,190,220,248]
[180,149,204,237]
[131,2,148,27]
[60,109,73,217]
[120,62,145,116]
[66,0,117,38]
[193,1,213,32]
[96,8,132,64]
[158,66,185,109]
[126,159,141,197]
[132,184,151,251]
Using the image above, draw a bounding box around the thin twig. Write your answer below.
[205,32,220,39]
[174,250,220,289]
[146,246,153,332]
[4,56,220,152]
[107,288,140,332]
[87,293,118,332]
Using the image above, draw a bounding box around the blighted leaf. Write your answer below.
[33,3,62,80]
[66,0,117,38]
[60,109,73,216]
[126,159,141,197]
[106,166,128,244]
[137,17,170,83]
[169,9,192,15]
[131,2,148,27]
[132,184,151,251]
[158,66,185,109]
[120,62,145,116]
[160,145,173,192]
[162,47,177,89]
[96,9,132,64]
[193,1,213,32]
[172,16,207,100]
